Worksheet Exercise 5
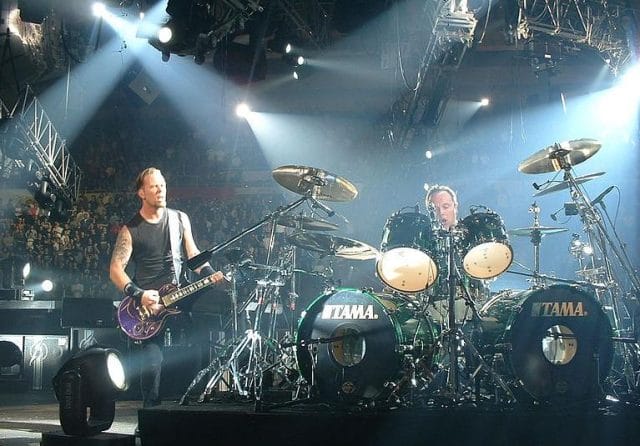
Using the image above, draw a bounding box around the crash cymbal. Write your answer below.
[533,172,606,197]
[287,232,379,260]
[276,215,339,231]
[518,139,602,174]
[508,226,569,237]
[272,165,358,202]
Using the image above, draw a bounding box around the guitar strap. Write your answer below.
[167,208,184,285]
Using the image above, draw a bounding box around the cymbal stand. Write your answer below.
[526,202,545,288]
[551,150,640,393]
[438,230,514,402]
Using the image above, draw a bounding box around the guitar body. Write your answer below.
[117,272,224,341]
[117,283,182,342]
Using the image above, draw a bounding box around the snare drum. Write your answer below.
[479,285,613,404]
[457,211,513,279]
[296,288,437,402]
[376,211,440,293]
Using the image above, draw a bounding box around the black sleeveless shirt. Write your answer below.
[126,210,179,290]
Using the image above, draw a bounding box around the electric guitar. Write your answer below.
[117,272,224,341]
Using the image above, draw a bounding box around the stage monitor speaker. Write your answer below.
[62,299,116,328]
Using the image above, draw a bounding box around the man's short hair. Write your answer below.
[426,184,458,207]
[135,167,162,191]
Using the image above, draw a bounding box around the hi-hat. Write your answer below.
[508,226,569,237]
[518,139,602,174]
[276,215,339,231]
[287,232,378,260]
[533,172,605,197]
[272,165,358,202]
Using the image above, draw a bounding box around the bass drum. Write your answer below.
[479,285,613,404]
[296,288,437,403]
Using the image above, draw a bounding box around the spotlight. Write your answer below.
[92,2,106,18]
[582,245,594,256]
[42,279,54,292]
[52,347,127,436]
[22,262,30,280]
[296,56,305,66]
[480,98,490,107]
[235,103,251,118]
[157,26,173,44]
[425,150,433,159]
[285,43,292,54]
[293,70,299,80]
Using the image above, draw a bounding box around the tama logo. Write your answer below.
[531,301,587,317]
[321,304,379,320]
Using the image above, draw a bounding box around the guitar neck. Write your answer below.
[161,275,217,307]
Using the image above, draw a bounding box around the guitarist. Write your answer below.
[109,167,224,408]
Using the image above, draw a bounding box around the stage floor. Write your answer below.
[2,391,640,446]
[138,395,640,446]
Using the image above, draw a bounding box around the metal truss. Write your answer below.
[388,0,478,149]
[518,0,636,73]
[276,0,334,49]
[2,86,82,203]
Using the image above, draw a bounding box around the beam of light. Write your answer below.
[479,98,490,107]
[135,44,245,143]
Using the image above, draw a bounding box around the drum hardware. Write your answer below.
[436,229,515,403]
[520,140,640,396]
[179,165,360,406]
[507,202,568,288]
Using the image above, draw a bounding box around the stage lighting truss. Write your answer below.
[0,87,82,210]
[149,0,264,63]
[517,0,635,74]
[52,347,127,437]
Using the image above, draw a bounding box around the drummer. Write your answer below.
[425,184,458,231]
[424,184,487,323]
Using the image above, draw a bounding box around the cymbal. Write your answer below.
[287,232,379,260]
[533,172,605,197]
[508,226,569,237]
[276,215,339,231]
[518,139,602,174]
[272,165,358,202]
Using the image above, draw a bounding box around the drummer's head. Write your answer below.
[426,185,458,230]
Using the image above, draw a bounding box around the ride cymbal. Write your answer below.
[276,215,339,231]
[272,165,358,202]
[533,172,606,197]
[287,232,378,260]
[518,139,602,174]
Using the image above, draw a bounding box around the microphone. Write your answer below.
[309,197,335,217]
[590,186,614,207]
[533,182,542,190]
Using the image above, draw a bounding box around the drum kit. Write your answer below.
[180,139,639,409]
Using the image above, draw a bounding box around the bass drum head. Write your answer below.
[505,285,613,404]
[296,288,434,402]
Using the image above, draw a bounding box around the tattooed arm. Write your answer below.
[109,225,133,292]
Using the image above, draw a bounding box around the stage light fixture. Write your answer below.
[34,179,57,210]
[42,279,54,292]
[157,26,173,44]
[296,56,305,66]
[293,70,299,80]
[52,347,127,437]
[235,103,251,118]
[92,2,106,18]
[285,43,292,54]
[22,262,31,280]
[480,98,490,106]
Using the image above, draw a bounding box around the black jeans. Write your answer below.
[139,339,163,408]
